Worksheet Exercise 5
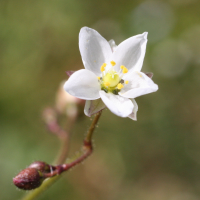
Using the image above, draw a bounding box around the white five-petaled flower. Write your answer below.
[64,27,158,120]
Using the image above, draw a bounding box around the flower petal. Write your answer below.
[99,91,133,117]
[112,32,148,72]
[119,71,158,99]
[128,99,138,121]
[64,69,101,100]
[79,27,112,76]
[84,99,106,117]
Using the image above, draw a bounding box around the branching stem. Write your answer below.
[21,111,102,200]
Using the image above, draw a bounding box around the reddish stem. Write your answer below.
[43,140,92,178]
[43,111,102,178]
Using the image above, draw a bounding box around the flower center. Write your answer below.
[97,61,129,95]
[103,71,120,87]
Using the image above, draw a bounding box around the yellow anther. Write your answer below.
[125,80,129,84]
[100,63,107,72]
[105,82,110,87]
[110,61,116,66]
[97,76,101,80]
[120,65,125,69]
[122,66,128,74]
[117,83,124,89]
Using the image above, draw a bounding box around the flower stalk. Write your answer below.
[15,111,102,200]
[55,112,77,165]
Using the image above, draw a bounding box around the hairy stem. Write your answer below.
[55,114,77,165]
[21,111,102,200]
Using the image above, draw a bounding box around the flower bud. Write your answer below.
[42,107,57,125]
[55,81,84,116]
[13,168,44,190]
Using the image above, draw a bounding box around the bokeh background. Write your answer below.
[1,0,200,199]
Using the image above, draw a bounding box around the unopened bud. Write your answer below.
[42,108,57,124]
[55,81,84,116]
[29,161,53,173]
[13,168,44,190]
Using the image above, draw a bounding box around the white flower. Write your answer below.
[64,27,158,120]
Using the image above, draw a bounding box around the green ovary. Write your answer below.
[103,71,120,87]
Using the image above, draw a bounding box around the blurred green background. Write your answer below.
[1,0,200,199]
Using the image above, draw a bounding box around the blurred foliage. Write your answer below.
[1,0,200,199]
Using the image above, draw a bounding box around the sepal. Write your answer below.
[145,72,153,79]
[66,71,75,77]
[28,161,55,173]
[84,99,106,117]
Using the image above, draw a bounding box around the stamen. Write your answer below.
[101,63,107,72]
[105,82,110,87]
[97,77,101,80]
[122,66,128,74]
[125,80,129,84]
[110,61,116,66]
[117,83,124,89]
[120,65,124,69]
